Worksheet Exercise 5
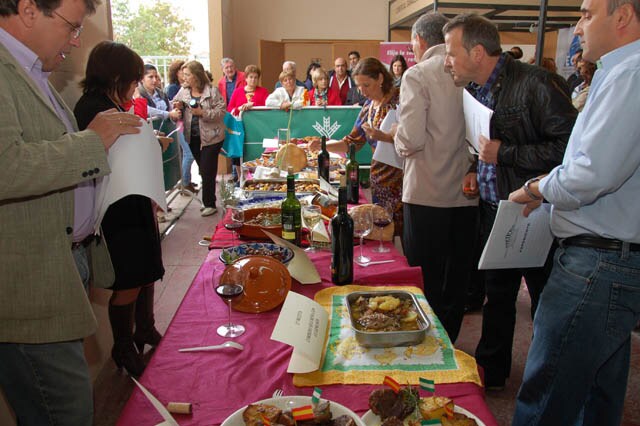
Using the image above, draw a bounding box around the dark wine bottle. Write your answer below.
[317,136,330,183]
[281,166,301,246]
[345,143,359,204]
[331,187,354,285]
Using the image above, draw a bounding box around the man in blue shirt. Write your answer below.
[444,14,577,392]
[509,0,640,423]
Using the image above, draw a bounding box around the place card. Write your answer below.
[263,231,321,285]
[271,291,329,373]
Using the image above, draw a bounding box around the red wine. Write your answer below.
[331,187,353,285]
[373,219,391,228]
[345,144,359,204]
[216,283,244,301]
[224,222,243,231]
[317,136,330,182]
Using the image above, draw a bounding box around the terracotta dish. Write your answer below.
[238,207,282,240]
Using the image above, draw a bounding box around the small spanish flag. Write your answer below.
[444,403,455,418]
[382,375,401,394]
[291,405,315,421]
[311,387,323,405]
[421,420,441,425]
[420,377,435,393]
[260,414,271,426]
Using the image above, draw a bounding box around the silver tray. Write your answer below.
[345,291,430,348]
[242,178,320,196]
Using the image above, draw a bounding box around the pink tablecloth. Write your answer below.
[117,238,497,425]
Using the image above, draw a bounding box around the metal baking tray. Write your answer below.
[242,178,320,196]
[345,291,430,348]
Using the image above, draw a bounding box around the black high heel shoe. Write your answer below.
[109,302,146,377]
[112,344,145,378]
[134,285,163,353]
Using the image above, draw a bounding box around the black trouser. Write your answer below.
[475,199,555,384]
[403,203,478,343]
[191,138,222,208]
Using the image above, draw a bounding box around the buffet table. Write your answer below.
[117,213,498,426]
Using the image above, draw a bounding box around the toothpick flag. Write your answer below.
[260,415,271,426]
[291,405,315,421]
[444,404,455,418]
[311,387,322,405]
[421,420,441,425]
[383,376,401,393]
[420,377,435,393]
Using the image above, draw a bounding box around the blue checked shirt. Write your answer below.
[467,53,507,204]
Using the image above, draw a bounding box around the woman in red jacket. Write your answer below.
[228,65,269,115]
[309,68,342,106]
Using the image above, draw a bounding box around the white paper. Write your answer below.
[264,231,321,284]
[319,176,338,197]
[463,89,494,154]
[478,201,554,270]
[271,291,329,373]
[371,109,404,170]
[263,137,279,148]
[94,121,167,232]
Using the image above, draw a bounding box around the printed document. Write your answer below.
[463,89,493,153]
[371,109,404,170]
[479,201,554,269]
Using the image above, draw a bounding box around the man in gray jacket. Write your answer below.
[0,0,141,423]
[394,13,478,343]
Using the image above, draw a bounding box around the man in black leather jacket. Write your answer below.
[443,13,578,390]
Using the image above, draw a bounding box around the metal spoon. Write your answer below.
[178,341,244,352]
[355,259,396,267]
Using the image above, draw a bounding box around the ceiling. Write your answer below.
[389,0,583,32]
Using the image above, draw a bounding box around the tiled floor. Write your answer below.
[93,179,640,426]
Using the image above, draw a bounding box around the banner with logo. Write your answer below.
[379,42,417,68]
[242,106,372,164]
[556,26,581,79]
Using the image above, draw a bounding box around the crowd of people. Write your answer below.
[1,0,640,425]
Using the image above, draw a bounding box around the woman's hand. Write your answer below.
[190,105,204,117]
[317,98,327,106]
[362,123,393,143]
[280,101,292,111]
[240,102,254,112]
[172,100,184,111]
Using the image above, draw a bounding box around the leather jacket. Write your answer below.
[468,55,578,199]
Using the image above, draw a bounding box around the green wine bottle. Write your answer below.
[345,143,359,204]
[281,166,301,246]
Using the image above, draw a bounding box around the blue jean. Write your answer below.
[72,245,90,292]
[178,131,194,185]
[513,245,640,426]
[0,340,93,425]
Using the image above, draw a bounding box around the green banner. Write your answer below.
[241,107,372,165]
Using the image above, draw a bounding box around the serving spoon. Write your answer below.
[178,341,244,352]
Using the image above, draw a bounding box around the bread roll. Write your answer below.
[274,143,307,172]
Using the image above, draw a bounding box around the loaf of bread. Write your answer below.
[274,143,308,172]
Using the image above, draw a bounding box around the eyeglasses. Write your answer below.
[52,11,83,40]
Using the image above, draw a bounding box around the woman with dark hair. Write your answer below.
[74,41,165,377]
[173,60,227,216]
[389,54,408,87]
[304,61,321,90]
[310,57,403,234]
[138,64,181,121]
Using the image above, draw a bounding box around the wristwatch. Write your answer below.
[523,177,542,200]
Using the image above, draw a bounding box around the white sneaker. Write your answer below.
[201,207,217,217]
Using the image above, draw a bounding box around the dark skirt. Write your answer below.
[101,195,164,290]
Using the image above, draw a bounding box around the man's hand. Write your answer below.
[478,135,501,164]
[87,109,143,151]
[509,187,542,217]
[462,172,479,198]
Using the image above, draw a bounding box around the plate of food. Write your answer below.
[220,255,291,313]
[238,207,283,240]
[362,387,485,426]
[219,243,294,266]
[221,395,367,426]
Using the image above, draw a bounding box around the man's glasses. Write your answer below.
[52,11,83,40]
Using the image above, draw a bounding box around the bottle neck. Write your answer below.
[287,175,295,195]
[338,188,347,213]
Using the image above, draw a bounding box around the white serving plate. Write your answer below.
[361,405,486,426]
[221,395,367,426]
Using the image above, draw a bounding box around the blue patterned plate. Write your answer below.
[219,243,294,266]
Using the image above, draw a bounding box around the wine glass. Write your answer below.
[351,208,372,263]
[302,205,322,253]
[224,207,244,246]
[372,203,392,253]
[215,279,245,338]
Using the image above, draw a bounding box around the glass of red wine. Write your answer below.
[215,280,246,338]
[372,203,392,253]
[224,207,244,246]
